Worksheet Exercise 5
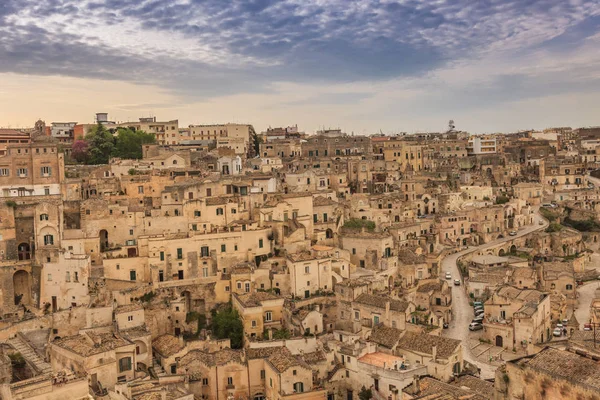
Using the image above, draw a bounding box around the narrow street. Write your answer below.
[440,209,547,379]
[575,280,599,328]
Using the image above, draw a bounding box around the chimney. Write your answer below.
[432,345,437,362]
[413,375,420,393]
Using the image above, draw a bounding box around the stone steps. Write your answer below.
[8,336,52,375]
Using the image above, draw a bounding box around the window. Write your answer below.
[177,248,183,259]
[130,270,136,281]
[47,273,52,281]
[17,168,27,177]
[237,282,242,289]
[252,320,257,327]
[265,311,272,322]
[202,267,208,277]
[566,284,573,290]
[160,251,165,261]
[216,208,224,215]
[259,239,264,248]
[194,210,201,217]
[138,186,144,194]
[128,315,134,321]
[203,378,209,385]
[293,382,304,393]
[354,311,360,321]
[304,266,310,274]
[261,370,265,379]
[65,272,70,282]
[40,214,49,221]
[352,248,356,255]
[44,234,54,245]
[119,357,132,372]
[373,315,380,325]
[227,377,233,385]
[41,166,51,176]
[74,272,78,282]
[129,229,134,235]
[245,282,250,292]
[221,244,226,252]
[0,168,8,176]
[293,369,297,376]
[201,246,209,257]
[323,213,328,222]
[44,188,50,195]
[500,310,506,319]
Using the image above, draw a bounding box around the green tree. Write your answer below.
[495,195,510,204]
[85,123,115,164]
[210,305,244,348]
[251,130,262,158]
[359,386,373,400]
[113,128,156,159]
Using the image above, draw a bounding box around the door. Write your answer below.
[496,335,503,347]
[304,290,310,299]
[51,296,57,312]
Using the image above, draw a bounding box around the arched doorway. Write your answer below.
[325,229,333,239]
[498,249,506,256]
[13,270,31,305]
[510,245,517,253]
[99,230,109,252]
[453,362,461,375]
[17,243,31,261]
[495,335,503,347]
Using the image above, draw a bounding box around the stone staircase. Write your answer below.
[7,335,52,375]
[151,358,166,376]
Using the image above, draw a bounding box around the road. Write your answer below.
[575,280,599,328]
[440,209,548,379]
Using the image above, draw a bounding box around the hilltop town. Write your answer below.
[0,117,599,400]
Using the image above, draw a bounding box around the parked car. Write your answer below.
[475,309,485,316]
[445,272,452,280]
[553,328,562,337]
[584,323,592,331]
[469,322,483,331]
[539,220,544,225]
[454,279,461,286]
[472,316,484,324]
[562,319,569,325]
[443,322,449,329]
[473,302,483,307]
[509,231,518,236]
[556,323,563,329]
[474,305,484,312]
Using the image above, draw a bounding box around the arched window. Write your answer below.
[173,159,178,165]
[43,234,54,246]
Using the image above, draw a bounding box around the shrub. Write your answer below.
[343,219,376,231]
[496,196,510,204]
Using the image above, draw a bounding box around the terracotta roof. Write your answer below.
[417,281,444,293]
[397,332,461,359]
[514,347,600,391]
[115,303,144,314]
[403,376,486,399]
[354,293,410,312]
[179,348,244,368]
[451,375,494,398]
[246,346,284,359]
[369,325,403,349]
[267,347,310,373]
[152,334,185,357]
[236,291,282,307]
[53,332,131,357]
[313,196,337,206]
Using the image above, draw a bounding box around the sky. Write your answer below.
[1,0,600,134]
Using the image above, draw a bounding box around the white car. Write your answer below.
[445,272,452,280]
[509,231,517,236]
[454,279,461,286]
[553,328,562,337]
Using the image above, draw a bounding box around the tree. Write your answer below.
[71,140,89,163]
[85,123,115,164]
[113,128,156,159]
[250,129,262,158]
[210,305,244,348]
[359,386,372,400]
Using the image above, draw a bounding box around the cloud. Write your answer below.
[2,0,600,132]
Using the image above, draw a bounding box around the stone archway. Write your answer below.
[99,229,109,252]
[325,229,333,239]
[510,245,517,253]
[13,270,31,306]
[495,335,503,347]
[498,249,506,257]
